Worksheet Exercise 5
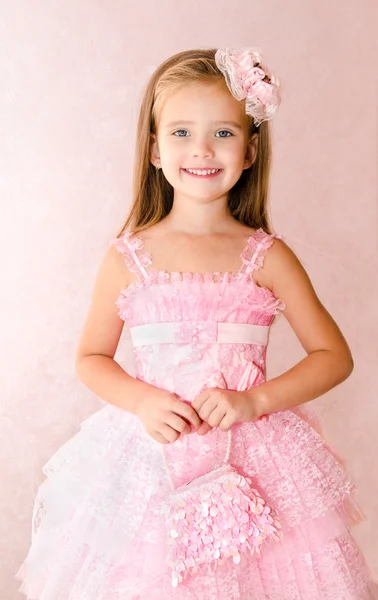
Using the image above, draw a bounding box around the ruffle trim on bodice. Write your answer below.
[113,231,152,282]
[111,227,286,316]
[114,274,286,327]
[112,227,282,282]
[240,228,283,274]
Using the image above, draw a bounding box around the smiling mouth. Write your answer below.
[182,168,222,177]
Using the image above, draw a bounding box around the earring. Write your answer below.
[156,162,161,169]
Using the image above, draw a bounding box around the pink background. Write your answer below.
[1,1,377,597]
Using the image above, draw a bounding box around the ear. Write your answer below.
[149,133,161,167]
[243,133,259,170]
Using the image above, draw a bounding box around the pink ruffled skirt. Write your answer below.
[16,404,378,600]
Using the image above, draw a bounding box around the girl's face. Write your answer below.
[150,81,258,206]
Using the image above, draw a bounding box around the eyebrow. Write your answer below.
[164,120,242,129]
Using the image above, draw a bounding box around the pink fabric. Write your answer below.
[15,228,378,599]
[215,48,281,126]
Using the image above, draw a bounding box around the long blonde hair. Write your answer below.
[116,48,275,237]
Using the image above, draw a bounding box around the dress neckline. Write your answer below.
[127,227,263,280]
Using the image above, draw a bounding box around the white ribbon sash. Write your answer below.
[129,321,270,348]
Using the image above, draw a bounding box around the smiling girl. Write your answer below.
[16,47,378,600]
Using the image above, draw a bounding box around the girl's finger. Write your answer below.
[166,413,191,434]
[192,389,213,412]
[218,414,235,432]
[173,399,202,429]
[151,430,170,444]
[160,424,181,443]
[207,406,227,428]
[197,395,219,421]
[196,422,213,436]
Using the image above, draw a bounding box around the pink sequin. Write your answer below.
[166,464,282,586]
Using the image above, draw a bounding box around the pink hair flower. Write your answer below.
[215,47,281,127]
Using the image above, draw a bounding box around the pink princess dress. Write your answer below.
[16,228,378,600]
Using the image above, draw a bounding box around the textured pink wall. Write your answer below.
[1,1,377,597]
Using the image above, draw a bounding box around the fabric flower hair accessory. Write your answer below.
[215,47,281,127]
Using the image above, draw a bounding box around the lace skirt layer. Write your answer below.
[16,404,378,600]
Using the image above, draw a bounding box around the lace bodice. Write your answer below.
[111,228,286,402]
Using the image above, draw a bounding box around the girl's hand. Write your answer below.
[192,387,264,434]
[135,389,203,444]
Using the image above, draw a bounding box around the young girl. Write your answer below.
[16,47,378,600]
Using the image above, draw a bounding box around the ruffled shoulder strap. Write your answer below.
[240,228,283,275]
[110,229,152,282]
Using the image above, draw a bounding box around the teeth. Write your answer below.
[185,168,220,175]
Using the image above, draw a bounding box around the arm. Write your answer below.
[75,244,201,442]
[75,244,152,414]
[252,238,354,415]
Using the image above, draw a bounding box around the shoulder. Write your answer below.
[254,233,323,326]
[252,233,304,294]
[104,237,136,288]
[119,222,166,246]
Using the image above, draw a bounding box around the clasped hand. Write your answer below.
[136,385,263,445]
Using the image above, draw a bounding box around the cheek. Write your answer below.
[221,139,245,158]
[161,140,185,162]
[224,150,245,169]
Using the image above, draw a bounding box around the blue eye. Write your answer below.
[172,129,233,138]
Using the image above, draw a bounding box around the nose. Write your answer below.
[192,137,215,159]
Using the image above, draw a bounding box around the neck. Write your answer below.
[163,193,235,235]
